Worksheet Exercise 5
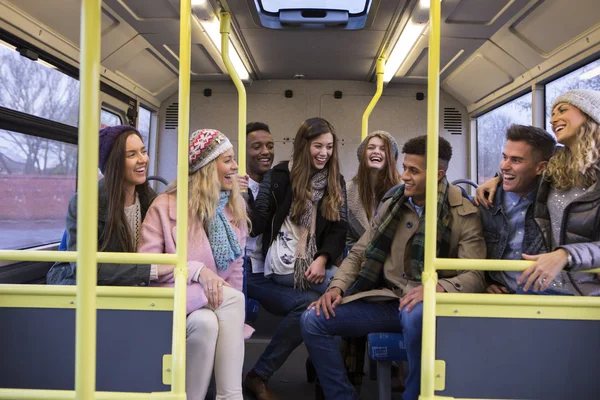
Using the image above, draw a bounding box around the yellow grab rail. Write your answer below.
[171,0,192,394]
[74,0,102,398]
[0,250,177,264]
[361,57,385,140]
[220,11,247,176]
[421,0,441,398]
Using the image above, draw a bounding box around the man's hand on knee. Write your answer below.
[308,287,343,319]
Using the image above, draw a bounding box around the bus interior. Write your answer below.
[1,0,600,399]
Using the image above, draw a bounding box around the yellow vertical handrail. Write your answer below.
[361,57,385,140]
[171,0,192,394]
[420,0,441,398]
[74,0,101,398]
[220,11,247,176]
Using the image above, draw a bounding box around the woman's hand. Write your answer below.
[474,176,500,208]
[198,267,231,308]
[518,249,569,292]
[305,255,327,284]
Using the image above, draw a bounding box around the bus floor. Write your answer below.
[205,309,404,400]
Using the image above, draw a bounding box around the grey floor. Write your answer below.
[232,308,404,400]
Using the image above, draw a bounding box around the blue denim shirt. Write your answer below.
[479,184,546,291]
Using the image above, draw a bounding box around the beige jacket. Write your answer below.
[330,184,487,303]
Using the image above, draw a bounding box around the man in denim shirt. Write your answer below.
[478,124,556,293]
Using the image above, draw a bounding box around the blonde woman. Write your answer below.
[476,89,600,295]
[138,129,250,400]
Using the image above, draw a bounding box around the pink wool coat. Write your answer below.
[138,191,248,314]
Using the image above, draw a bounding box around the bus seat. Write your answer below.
[367,332,407,400]
[58,230,68,251]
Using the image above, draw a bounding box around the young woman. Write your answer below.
[137,128,249,400]
[244,117,347,399]
[346,130,401,249]
[476,89,600,295]
[46,125,163,285]
[252,117,347,293]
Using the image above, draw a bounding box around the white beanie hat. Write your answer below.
[552,89,600,124]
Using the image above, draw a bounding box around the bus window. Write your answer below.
[0,40,79,127]
[545,58,600,132]
[0,130,77,250]
[137,106,152,147]
[476,93,532,184]
[100,109,122,128]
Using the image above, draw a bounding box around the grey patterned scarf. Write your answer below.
[293,167,329,289]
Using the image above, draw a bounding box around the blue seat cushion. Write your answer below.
[367,332,408,362]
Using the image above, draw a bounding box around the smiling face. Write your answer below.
[310,132,334,170]
[216,148,238,190]
[550,102,587,148]
[500,140,546,197]
[123,134,149,188]
[401,154,427,206]
[365,136,387,171]
[246,129,274,182]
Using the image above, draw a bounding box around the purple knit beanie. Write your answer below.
[99,125,140,173]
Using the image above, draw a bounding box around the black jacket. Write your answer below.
[46,179,156,286]
[250,161,348,267]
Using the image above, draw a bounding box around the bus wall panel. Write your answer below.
[0,308,172,392]
[156,81,469,184]
[437,316,600,400]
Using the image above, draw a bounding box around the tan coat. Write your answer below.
[330,184,487,304]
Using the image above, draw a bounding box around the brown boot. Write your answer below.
[244,372,279,400]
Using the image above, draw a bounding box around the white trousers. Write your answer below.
[186,286,245,400]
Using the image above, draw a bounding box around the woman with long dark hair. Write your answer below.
[46,125,167,285]
[244,117,348,399]
[347,130,401,249]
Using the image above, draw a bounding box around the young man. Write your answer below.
[301,135,487,400]
[244,122,318,400]
[478,125,558,294]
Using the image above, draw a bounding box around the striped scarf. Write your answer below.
[352,177,452,293]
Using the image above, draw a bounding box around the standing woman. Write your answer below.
[346,131,401,249]
[138,129,249,400]
[46,125,164,285]
[476,89,600,295]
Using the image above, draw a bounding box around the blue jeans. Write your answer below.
[246,268,319,381]
[270,266,338,295]
[301,299,424,400]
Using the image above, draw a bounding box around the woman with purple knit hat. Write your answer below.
[46,125,169,285]
[138,128,250,400]
[476,89,600,296]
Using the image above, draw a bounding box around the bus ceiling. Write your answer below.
[0,0,599,110]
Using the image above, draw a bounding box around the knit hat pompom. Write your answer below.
[189,129,233,174]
